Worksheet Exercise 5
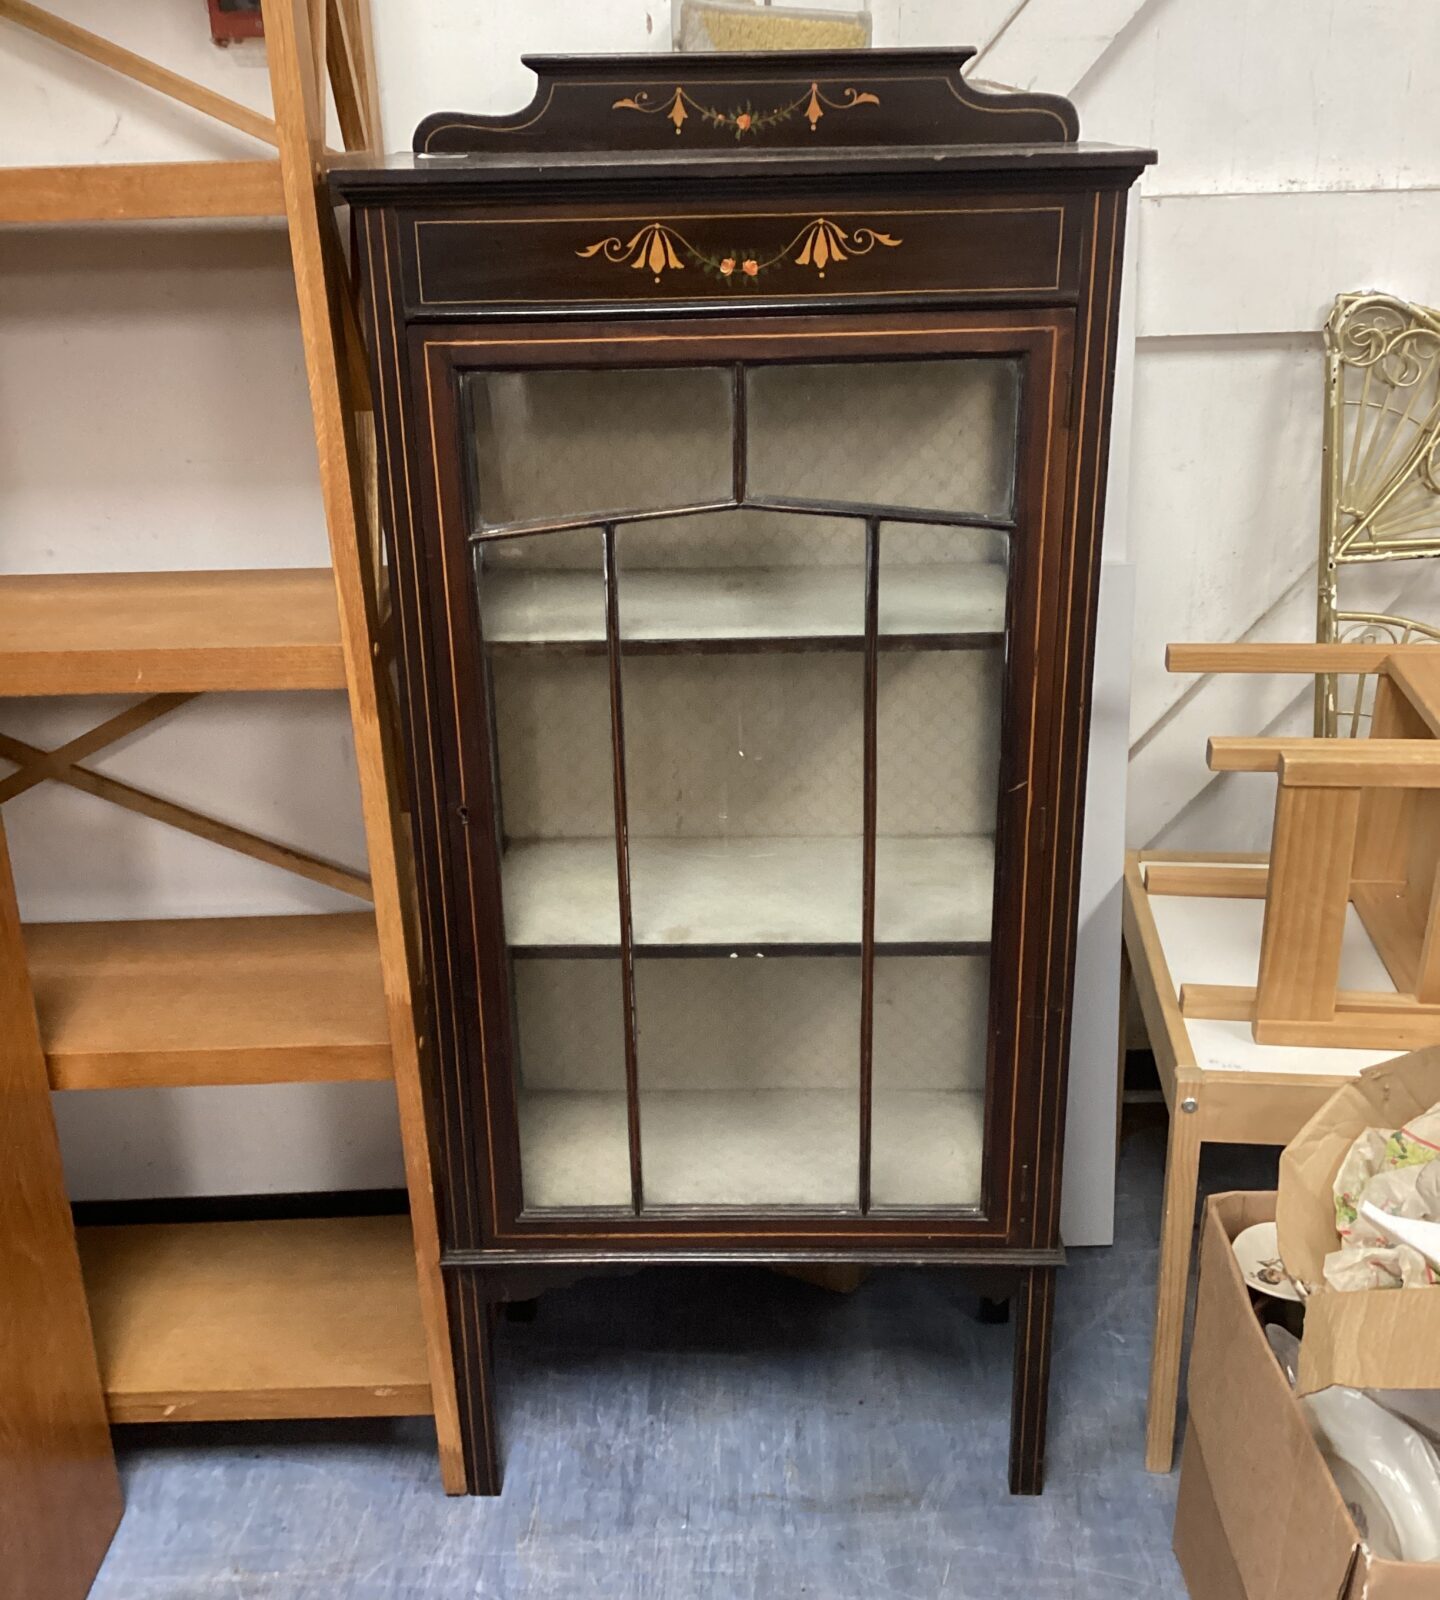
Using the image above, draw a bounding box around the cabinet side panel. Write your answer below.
[361,208,493,1253]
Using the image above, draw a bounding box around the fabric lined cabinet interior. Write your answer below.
[470,358,1012,1214]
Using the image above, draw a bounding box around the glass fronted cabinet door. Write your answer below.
[437,316,1068,1232]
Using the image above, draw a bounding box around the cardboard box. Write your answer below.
[1174,1191,1436,1599]
[1277,1053,1440,1396]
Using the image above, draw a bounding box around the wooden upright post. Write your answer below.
[260,0,465,1491]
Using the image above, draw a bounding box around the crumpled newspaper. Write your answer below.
[1325,1106,1440,1291]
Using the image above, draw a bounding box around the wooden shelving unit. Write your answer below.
[0,7,465,1579]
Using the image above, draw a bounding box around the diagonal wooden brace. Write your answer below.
[0,694,193,804]
[0,702,372,902]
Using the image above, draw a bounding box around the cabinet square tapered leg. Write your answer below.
[335,48,1151,1496]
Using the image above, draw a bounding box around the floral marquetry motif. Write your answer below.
[611,81,880,139]
[577,217,902,286]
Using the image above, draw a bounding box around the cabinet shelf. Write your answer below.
[76,1216,431,1423]
[502,835,995,955]
[518,1087,986,1210]
[28,913,391,1090]
[481,564,1006,655]
[0,569,346,695]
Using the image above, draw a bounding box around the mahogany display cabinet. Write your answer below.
[334,48,1152,1496]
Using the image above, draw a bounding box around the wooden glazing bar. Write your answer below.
[485,633,1002,659]
[510,939,992,962]
[472,500,736,543]
[0,1,279,147]
[745,495,1015,532]
[603,526,644,1215]
[472,500,1015,545]
[731,363,748,502]
[858,519,880,1215]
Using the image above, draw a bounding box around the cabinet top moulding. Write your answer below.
[331,49,1153,204]
[0,569,347,694]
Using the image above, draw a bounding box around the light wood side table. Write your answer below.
[1122,850,1397,1472]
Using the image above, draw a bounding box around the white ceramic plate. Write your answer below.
[1232,1220,1303,1302]
[1305,1386,1440,1563]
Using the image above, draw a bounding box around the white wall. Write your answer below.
[1075,0,1440,854]
[5,2,1435,1229]
[0,6,401,1199]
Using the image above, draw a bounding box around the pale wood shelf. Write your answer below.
[0,569,347,694]
[481,563,1008,651]
[0,159,287,223]
[77,1216,432,1423]
[27,913,392,1090]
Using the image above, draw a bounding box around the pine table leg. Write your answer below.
[1145,1094,1201,1472]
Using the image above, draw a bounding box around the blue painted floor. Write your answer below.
[91,1119,1277,1599]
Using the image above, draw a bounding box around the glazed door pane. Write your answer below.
[479,528,633,1209]
[618,512,866,1207]
[465,365,733,528]
[467,356,1016,1217]
[869,523,1008,1209]
[746,357,1019,519]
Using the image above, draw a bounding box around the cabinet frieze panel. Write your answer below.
[405,200,1074,313]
